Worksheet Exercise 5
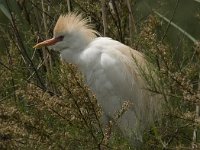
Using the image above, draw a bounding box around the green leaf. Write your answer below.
[194,0,200,3]
[0,3,12,21]
[154,10,198,44]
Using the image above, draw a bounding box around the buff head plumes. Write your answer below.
[53,13,98,41]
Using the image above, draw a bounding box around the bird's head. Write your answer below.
[33,13,97,52]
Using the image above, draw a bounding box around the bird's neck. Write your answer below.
[60,38,93,65]
[60,31,97,69]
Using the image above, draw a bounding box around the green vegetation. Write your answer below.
[0,0,200,149]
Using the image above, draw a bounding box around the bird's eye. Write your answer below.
[57,35,64,41]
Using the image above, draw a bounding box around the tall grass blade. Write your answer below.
[0,3,11,21]
[153,10,198,44]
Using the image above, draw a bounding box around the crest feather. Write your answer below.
[54,13,98,40]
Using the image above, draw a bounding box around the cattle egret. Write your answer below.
[33,13,162,144]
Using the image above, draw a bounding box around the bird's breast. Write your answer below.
[86,66,114,97]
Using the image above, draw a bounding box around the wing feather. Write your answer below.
[100,43,160,128]
[100,44,146,102]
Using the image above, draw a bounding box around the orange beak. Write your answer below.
[33,36,63,49]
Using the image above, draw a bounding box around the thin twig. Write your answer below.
[5,0,46,91]
[161,0,179,42]
[101,0,108,36]
[154,10,198,44]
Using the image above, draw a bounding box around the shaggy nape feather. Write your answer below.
[54,13,98,41]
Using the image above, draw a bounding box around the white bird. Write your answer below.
[34,13,162,144]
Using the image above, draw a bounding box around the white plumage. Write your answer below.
[34,13,162,143]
